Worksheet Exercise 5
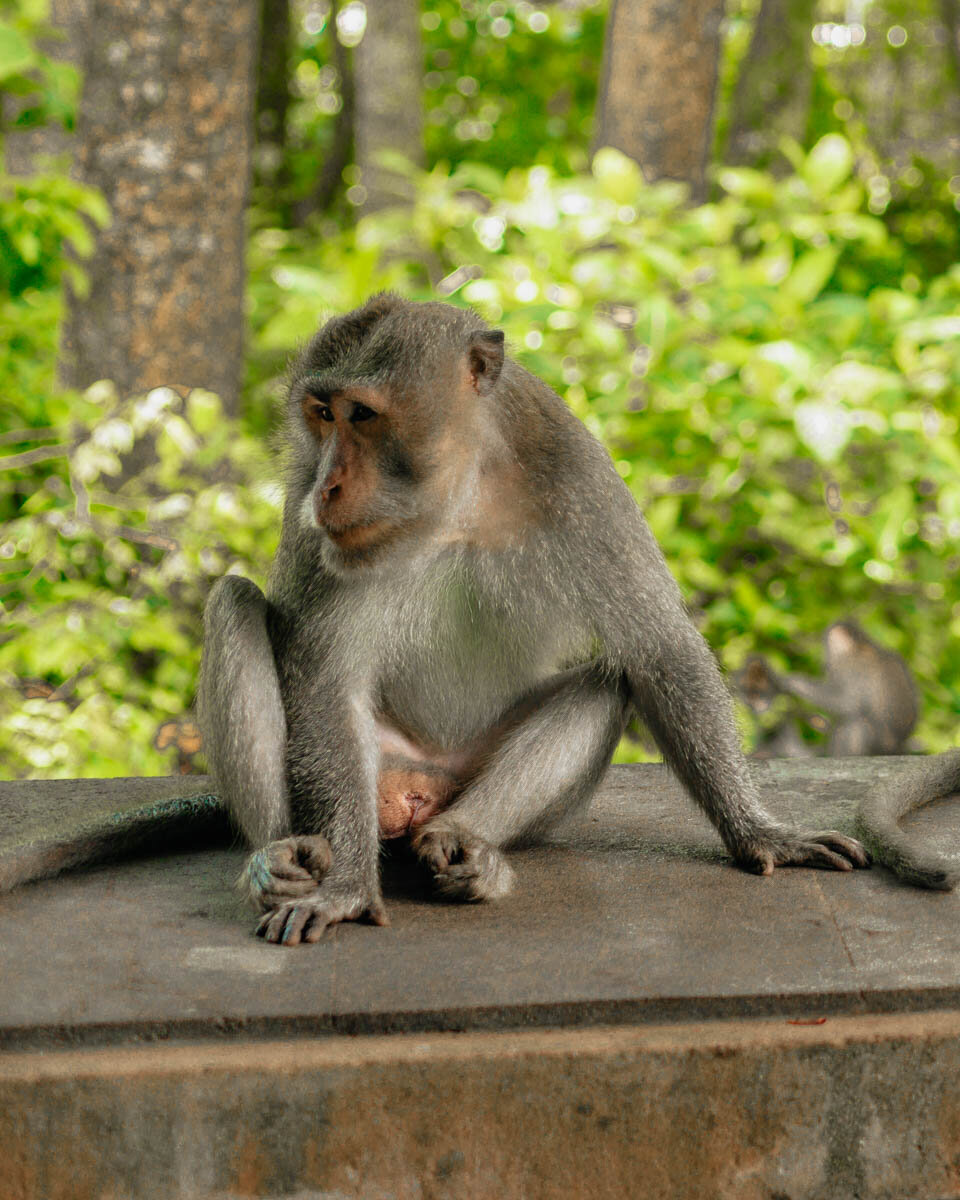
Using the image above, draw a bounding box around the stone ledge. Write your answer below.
[2,1011,959,1200]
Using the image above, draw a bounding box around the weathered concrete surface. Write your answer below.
[1,762,959,1198]
[2,1012,959,1200]
[0,760,959,1049]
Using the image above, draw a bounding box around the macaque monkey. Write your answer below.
[736,625,957,889]
[15,294,959,936]
[735,623,916,759]
[195,293,872,944]
[774,622,918,756]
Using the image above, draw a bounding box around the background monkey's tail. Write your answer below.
[0,792,231,894]
[855,750,960,891]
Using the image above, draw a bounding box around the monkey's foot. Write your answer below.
[239,834,333,912]
[738,829,871,876]
[413,821,516,902]
[256,883,389,946]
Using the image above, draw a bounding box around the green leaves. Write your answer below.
[803,134,854,197]
[251,141,960,756]
[0,21,33,82]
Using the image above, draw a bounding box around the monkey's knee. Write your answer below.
[239,834,333,912]
[412,819,515,902]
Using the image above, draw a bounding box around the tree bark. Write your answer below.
[594,0,725,201]
[254,0,291,189]
[726,0,814,166]
[292,0,355,224]
[353,0,423,213]
[59,0,257,413]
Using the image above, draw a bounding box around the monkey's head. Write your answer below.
[734,655,780,712]
[824,620,869,665]
[288,295,505,569]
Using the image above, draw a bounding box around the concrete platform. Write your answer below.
[1,759,959,1199]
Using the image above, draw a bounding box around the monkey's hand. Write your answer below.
[413,819,516,902]
[239,835,333,912]
[736,828,871,876]
[255,880,389,946]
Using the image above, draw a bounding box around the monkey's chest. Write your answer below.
[375,573,578,748]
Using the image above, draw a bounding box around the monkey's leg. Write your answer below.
[829,718,878,756]
[199,577,331,911]
[414,665,626,901]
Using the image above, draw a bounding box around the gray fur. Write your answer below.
[855,749,960,890]
[0,295,876,937]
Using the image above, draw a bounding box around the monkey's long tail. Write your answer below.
[0,792,231,894]
[854,750,960,891]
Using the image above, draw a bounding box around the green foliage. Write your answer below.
[0,385,280,777]
[249,135,960,756]
[276,0,606,218]
[0,0,80,134]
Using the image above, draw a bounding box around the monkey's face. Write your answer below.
[298,385,422,559]
[292,315,507,568]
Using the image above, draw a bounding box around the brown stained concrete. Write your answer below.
[1,761,959,1198]
[2,1013,960,1199]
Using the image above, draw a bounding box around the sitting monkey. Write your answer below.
[735,622,916,759]
[2,297,954,937]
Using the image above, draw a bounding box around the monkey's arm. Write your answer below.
[255,627,387,945]
[855,749,960,890]
[779,671,862,717]
[625,622,867,873]
[580,494,868,874]
[199,576,334,916]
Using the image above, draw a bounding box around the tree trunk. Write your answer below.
[726,0,814,166]
[353,0,423,213]
[254,0,291,190]
[594,0,725,201]
[292,0,355,224]
[59,0,257,413]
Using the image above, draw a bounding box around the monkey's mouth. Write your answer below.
[323,518,392,550]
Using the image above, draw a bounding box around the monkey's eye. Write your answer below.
[305,398,334,423]
[350,403,377,424]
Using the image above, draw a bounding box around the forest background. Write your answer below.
[0,0,958,778]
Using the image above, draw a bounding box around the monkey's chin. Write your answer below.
[324,519,392,550]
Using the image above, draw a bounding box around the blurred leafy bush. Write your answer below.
[4,134,959,777]
[0,385,279,776]
[249,134,960,755]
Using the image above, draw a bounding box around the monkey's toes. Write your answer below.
[255,890,388,946]
[414,825,515,902]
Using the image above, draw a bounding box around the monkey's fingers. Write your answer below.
[776,831,872,871]
[808,831,872,868]
[256,877,322,909]
[435,851,516,902]
[256,900,324,945]
[412,826,461,874]
[293,834,333,880]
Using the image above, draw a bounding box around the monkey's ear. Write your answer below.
[468,329,505,394]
